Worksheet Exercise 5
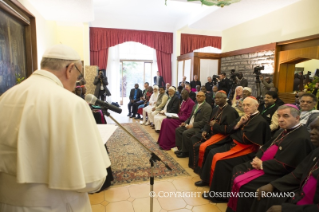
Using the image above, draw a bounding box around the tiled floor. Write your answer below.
[89,105,227,212]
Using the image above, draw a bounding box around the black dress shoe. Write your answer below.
[134,115,141,119]
[127,113,131,117]
[130,114,136,118]
[176,152,189,158]
[174,150,182,155]
[155,130,160,133]
[195,181,209,187]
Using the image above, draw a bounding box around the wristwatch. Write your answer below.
[260,162,263,170]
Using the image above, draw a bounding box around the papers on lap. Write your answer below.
[165,113,179,118]
[97,124,118,144]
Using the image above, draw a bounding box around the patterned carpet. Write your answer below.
[106,123,189,185]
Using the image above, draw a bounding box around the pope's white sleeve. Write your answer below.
[76,176,106,193]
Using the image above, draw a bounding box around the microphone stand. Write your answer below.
[101,109,172,212]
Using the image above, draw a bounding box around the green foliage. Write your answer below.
[15,73,25,84]
[307,76,319,91]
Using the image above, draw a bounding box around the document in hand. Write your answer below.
[165,113,179,118]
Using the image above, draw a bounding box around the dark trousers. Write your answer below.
[132,100,144,115]
[128,100,137,114]
[98,90,105,101]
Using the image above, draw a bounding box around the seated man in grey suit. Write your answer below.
[175,91,212,158]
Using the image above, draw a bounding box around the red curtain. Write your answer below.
[90,27,173,84]
[180,33,221,55]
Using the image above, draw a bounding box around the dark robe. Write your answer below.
[188,104,239,172]
[205,92,214,108]
[276,98,285,106]
[189,91,196,102]
[250,148,319,212]
[190,80,201,89]
[226,126,314,212]
[258,103,279,126]
[201,113,271,202]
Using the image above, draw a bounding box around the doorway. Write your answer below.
[120,60,153,106]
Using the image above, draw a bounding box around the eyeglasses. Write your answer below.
[67,64,83,79]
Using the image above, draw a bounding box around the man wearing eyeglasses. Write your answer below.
[0,44,111,211]
[299,93,319,131]
[175,91,212,158]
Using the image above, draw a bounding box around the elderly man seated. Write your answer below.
[141,86,167,126]
[153,87,179,133]
[226,104,314,212]
[250,117,319,212]
[195,97,271,203]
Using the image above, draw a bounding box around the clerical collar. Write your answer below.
[285,123,301,132]
[250,111,259,116]
[218,103,227,109]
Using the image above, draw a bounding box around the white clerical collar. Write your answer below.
[251,111,259,116]
[33,70,63,87]
[290,123,301,129]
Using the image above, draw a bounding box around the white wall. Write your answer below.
[18,0,57,69]
[17,1,90,68]
[222,0,319,52]
[199,59,219,84]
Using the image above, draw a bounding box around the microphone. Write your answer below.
[85,94,122,114]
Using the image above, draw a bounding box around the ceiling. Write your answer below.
[25,0,301,32]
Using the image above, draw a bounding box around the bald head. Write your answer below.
[243,97,259,115]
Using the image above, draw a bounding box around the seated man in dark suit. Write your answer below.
[128,83,143,117]
[175,91,212,158]
[154,71,165,87]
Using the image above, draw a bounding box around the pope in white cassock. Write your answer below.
[0,44,111,211]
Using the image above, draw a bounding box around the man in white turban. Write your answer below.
[153,86,180,132]
[0,44,111,212]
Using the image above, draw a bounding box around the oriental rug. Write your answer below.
[106,123,189,185]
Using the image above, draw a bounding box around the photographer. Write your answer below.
[217,72,231,95]
[94,70,109,101]
[236,72,248,87]
[260,76,274,97]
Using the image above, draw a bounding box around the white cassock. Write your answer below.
[142,92,158,124]
[0,70,111,212]
[153,98,171,130]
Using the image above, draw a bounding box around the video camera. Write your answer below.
[212,75,219,85]
[253,66,264,75]
[230,69,239,82]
